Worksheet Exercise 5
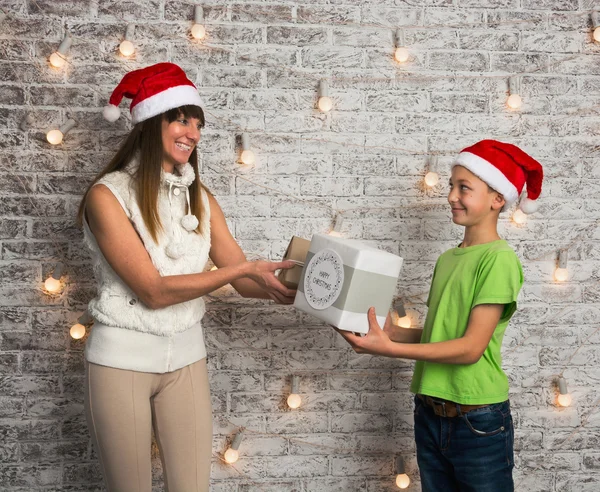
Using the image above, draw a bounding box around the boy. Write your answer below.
[336,140,543,492]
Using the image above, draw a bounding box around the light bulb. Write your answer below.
[512,209,527,225]
[287,393,302,409]
[318,96,333,112]
[396,315,411,329]
[119,40,135,56]
[395,47,409,63]
[554,268,568,282]
[240,149,255,166]
[210,265,218,271]
[224,448,239,464]
[557,393,572,407]
[396,473,410,489]
[191,24,206,39]
[507,93,522,110]
[594,26,600,43]
[424,171,440,187]
[46,129,64,145]
[49,52,66,68]
[70,323,86,340]
[44,276,62,292]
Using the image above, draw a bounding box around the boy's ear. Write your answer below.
[491,192,505,212]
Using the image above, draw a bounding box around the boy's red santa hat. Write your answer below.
[453,139,544,214]
[103,62,204,124]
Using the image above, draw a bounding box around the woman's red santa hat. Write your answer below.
[453,139,544,214]
[103,62,204,124]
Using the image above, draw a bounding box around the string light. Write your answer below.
[424,156,440,187]
[20,114,34,131]
[49,33,71,68]
[507,77,522,110]
[224,430,244,464]
[239,133,255,166]
[395,456,410,489]
[44,263,64,293]
[46,119,77,145]
[70,312,93,340]
[393,300,411,328]
[554,249,568,282]
[119,24,136,57]
[329,213,344,237]
[394,29,410,63]
[317,79,333,112]
[593,10,600,42]
[191,6,206,40]
[287,375,302,409]
[557,377,572,407]
[512,209,527,225]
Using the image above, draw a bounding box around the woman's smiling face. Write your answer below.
[161,113,202,170]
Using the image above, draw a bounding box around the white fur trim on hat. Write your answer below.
[131,85,204,124]
[103,104,121,122]
[519,196,539,214]
[453,152,520,206]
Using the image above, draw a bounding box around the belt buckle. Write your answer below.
[430,398,447,417]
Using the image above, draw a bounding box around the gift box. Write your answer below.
[277,236,310,289]
[293,234,403,334]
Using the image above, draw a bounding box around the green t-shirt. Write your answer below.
[410,239,523,405]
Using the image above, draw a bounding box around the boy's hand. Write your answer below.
[334,307,394,356]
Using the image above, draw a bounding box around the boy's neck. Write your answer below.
[460,222,501,248]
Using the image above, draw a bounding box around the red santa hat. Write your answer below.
[103,62,204,124]
[453,139,544,214]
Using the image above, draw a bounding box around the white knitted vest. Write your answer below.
[83,159,211,336]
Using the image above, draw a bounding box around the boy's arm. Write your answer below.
[382,313,423,343]
[337,304,503,365]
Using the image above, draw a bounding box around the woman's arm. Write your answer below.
[337,304,504,365]
[206,193,296,304]
[85,185,295,310]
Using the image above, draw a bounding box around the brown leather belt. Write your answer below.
[417,394,490,418]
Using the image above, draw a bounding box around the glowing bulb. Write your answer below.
[240,149,255,166]
[554,268,568,282]
[119,40,135,56]
[424,171,440,187]
[507,94,522,110]
[224,448,239,464]
[512,209,527,225]
[49,52,66,68]
[46,129,64,145]
[70,323,86,339]
[191,24,206,39]
[287,393,302,409]
[210,265,218,271]
[44,277,62,292]
[396,473,410,489]
[318,96,333,112]
[594,26,600,43]
[557,393,572,407]
[395,47,410,63]
[396,316,411,329]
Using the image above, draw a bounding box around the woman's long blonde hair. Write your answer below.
[77,105,207,243]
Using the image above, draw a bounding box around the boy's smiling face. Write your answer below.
[448,165,505,226]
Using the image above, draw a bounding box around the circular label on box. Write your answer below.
[304,248,344,310]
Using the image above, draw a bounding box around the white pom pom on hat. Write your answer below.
[103,104,121,122]
[519,196,539,214]
[102,62,204,124]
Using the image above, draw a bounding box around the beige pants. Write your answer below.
[84,358,213,492]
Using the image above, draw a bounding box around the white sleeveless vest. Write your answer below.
[82,158,211,373]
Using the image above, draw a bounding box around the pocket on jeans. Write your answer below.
[463,409,506,437]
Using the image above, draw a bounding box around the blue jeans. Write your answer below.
[414,395,514,492]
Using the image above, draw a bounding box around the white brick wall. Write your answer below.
[0,0,599,490]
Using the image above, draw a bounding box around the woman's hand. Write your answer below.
[246,260,297,304]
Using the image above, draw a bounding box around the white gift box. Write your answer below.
[293,234,403,334]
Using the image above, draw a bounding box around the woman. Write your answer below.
[77,63,295,491]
